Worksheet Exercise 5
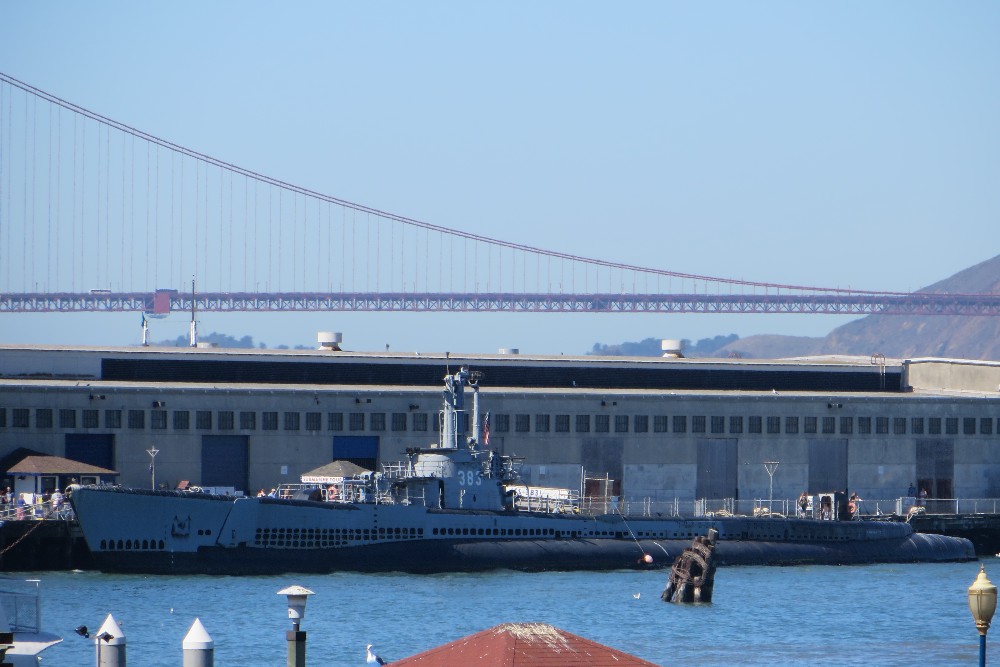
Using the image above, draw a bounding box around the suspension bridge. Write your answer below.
[1,71,998,318]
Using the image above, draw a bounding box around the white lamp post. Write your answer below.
[969,564,998,667]
[278,585,314,667]
[147,447,159,490]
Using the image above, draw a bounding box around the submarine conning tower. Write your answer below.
[441,366,481,450]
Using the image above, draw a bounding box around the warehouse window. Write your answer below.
[219,411,235,430]
[515,414,530,432]
[766,416,780,434]
[615,415,629,433]
[730,416,743,434]
[262,411,278,430]
[748,416,762,434]
[59,409,76,429]
[128,410,145,430]
[535,415,551,433]
[840,417,853,434]
[653,416,668,433]
[858,417,871,434]
[391,413,407,431]
[556,415,570,433]
[673,415,687,433]
[964,418,977,436]
[172,410,189,430]
[823,417,836,434]
[928,417,941,435]
[151,410,167,430]
[496,414,510,432]
[370,413,386,431]
[349,413,365,431]
[81,409,99,428]
[595,415,610,433]
[981,418,993,436]
[411,413,427,431]
[241,411,256,430]
[12,409,29,428]
[710,416,725,434]
[35,409,52,428]
[911,417,924,435]
[634,415,648,433]
[946,418,958,435]
[576,414,590,433]
[692,416,706,433]
[327,412,343,431]
[0,408,5,428]
[894,417,907,435]
[306,412,322,431]
[875,417,888,435]
[804,416,817,434]
[197,411,213,430]
[785,416,799,434]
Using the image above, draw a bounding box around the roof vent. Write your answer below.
[661,339,684,358]
[498,348,520,355]
[318,332,343,351]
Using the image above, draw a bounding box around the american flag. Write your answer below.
[482,412,490,446]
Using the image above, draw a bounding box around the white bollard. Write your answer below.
[182,618,214,667]
[95,613,126,667]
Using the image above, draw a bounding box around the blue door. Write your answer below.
[332,436,379,471]
[65,434,115,471]
[201,435,249,492]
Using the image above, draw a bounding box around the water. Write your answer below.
[22,560,994,666]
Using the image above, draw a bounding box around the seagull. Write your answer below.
[633,593,641,599]
[366,644,387,665]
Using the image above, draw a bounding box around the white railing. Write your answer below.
[0,501,73,521]
[601,497,1000,519]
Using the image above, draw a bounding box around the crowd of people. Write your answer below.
[1,486,72,519]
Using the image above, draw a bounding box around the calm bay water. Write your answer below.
[21,559,994,666]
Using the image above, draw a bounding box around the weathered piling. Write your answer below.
[661,528,718,604]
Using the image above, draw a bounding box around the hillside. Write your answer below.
[595,254,1000,361]
[716,254,1000,361]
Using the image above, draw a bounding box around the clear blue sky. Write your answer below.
[1,2,998,353]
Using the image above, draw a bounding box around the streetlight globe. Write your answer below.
[969,565,998,635]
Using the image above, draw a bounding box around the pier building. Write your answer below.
[1,343,998,505]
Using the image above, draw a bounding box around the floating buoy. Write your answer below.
[642,554,653,564]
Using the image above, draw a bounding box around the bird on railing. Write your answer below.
[366,643,387,665]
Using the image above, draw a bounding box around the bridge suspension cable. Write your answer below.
[2,71,998,317]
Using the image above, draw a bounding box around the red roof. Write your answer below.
[388,623,660,666]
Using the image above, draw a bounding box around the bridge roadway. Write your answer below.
[3,290,1000,315]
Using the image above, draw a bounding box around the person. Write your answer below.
[848,492,859,518]
[256,489,266,497]
[50,488,64,517]
[797,492,809,518]
[907,482,916,497]
[918,486,928,506]
[267,488,278,498]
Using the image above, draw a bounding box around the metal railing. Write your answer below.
[600,497,1000,520]
[0,501,74,522]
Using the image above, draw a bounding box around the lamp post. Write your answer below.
[969,564,998,667]
[278,585,314,667]
[147,447,159,490]
[763,461,779,515]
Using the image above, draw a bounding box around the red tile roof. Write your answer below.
[6,455,118,476]
[388,622,660,666]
